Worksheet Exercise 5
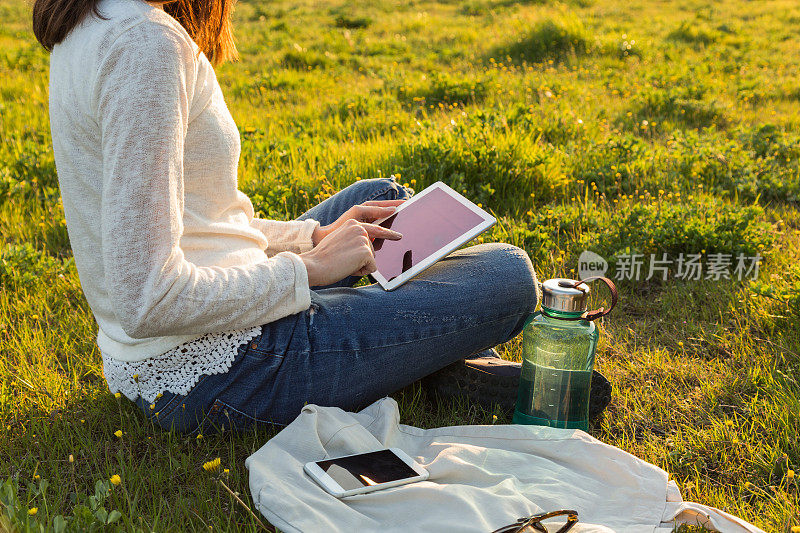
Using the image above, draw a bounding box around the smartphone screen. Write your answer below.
[372,187,486,282]
[315,449,420,491]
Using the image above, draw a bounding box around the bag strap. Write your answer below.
[541,277,618,321]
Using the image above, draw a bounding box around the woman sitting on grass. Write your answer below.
[33,0,538,433]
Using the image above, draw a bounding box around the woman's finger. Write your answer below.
[357,254,377,276]
[361,199,406,207]
[351,204,400,222]
[360,222,403,241]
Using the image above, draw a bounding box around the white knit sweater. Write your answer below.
[48,0,319,368]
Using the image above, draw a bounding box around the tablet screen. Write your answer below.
[373,187,486,282]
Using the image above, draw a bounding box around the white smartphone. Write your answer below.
[304,448,429,498]
[370,181,496,291]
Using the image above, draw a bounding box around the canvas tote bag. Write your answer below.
[246,398,764,533]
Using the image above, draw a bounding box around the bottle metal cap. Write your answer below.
[541,278,590,314]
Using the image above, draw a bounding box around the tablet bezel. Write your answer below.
[370,181,496,291]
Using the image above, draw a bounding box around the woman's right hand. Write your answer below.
[299,219,402,287]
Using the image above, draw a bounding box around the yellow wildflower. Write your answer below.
[725,420,733,428]
[203,457,221,473]
[114,392,122,399]
[28,508,38,516]
[68,454,74,463]
[110,474,121,486]
[787,469,795,479]
[196,434,203,440]
[114,430,123,438]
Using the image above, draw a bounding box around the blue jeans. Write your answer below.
[136,178,538,433]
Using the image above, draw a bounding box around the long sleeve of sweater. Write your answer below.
[94,20,311,340]
[250,218,319,255]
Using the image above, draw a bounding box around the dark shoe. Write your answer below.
[421,354,612,422]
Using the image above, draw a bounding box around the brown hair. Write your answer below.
[32,0,238,65]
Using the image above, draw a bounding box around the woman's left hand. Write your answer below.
[311,199,406,246]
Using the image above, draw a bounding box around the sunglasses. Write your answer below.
[490,510,578,533]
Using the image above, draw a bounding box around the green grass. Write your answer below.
[2,0,800,530]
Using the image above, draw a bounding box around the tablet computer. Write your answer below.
[370,181,496,291]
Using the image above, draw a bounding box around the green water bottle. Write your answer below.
[513,277,617,431]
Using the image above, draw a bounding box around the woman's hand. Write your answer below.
[311,199,406,246]
[300,219,403,287]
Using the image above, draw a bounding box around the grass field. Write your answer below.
[2,0,800,530]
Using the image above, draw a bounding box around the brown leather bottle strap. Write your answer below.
[544,277,618,321]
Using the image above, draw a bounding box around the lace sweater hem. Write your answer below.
[103,326,262,404]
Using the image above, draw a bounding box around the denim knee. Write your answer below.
[479,243,539,315]
[349,177,414,202]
